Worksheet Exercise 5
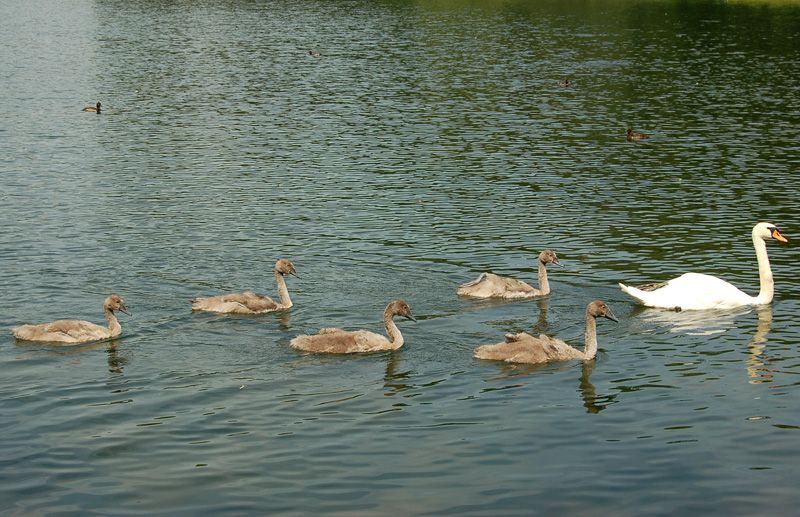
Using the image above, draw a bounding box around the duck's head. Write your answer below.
[588,300,617,322]
[753,222,788,243]
[388,300,416,322]
[275,259,299,278]
[104,294,131,315]
[538,249,561,267]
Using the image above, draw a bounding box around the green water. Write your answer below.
[2,0,799,514]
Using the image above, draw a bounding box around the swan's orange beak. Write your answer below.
[772,228,788,243]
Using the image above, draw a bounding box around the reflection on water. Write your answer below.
[746,305,774,385]
[106,341,126,374]
[383,352,413,395]
[275,310,292,332]
[629,305,753,336]
[532,297,549,335]
[578,359,618,414]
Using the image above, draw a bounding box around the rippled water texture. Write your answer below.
[2,0,800,514]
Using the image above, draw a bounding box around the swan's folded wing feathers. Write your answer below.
[241,295,278,312]
[505,351,533,363]
[498,276,536,292]
[321,332,361,353]
[353,330,391,352]
[505,332,533,343]
[459,272,490,288]
[319,327,344,334]
[292,330,389,353]
[46,320,95,335]
[634,281,668,292]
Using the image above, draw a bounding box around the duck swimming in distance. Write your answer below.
[626,128,649,141]
[82,102,101,113]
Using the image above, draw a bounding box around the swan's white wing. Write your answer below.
[620,273,755,310]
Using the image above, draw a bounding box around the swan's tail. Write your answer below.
[11,325,35,340]
[619,282,649,305]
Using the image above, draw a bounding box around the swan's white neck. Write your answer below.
[105,309,122,337]
[752,233,774,304]
[583,313,598,360]
[383,311,403,349]
[275,271,292,308]
[537,261,550,295]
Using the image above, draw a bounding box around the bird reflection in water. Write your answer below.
[578,359,617,414]
[746,305,774,385]
[532,297,549,335]
[106,340,127,374]
[383,352,413,396]
[276,310,292,332]
[629,304,778,384]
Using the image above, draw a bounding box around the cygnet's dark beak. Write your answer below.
[405,312,417,322]
[604,308,618,323]
[280,268,300,278]
[552,259,564,267]
[118,304,132,316]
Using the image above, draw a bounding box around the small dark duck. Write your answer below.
[82,102,101,114]
[626,128,649,141]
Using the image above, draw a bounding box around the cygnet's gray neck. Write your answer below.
[537,260,551,295]
[275,271,292,308]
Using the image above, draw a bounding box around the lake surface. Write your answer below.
[2,0,800,514]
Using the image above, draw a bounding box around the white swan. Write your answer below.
[474,300,617,364]
[619,222,787,311]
